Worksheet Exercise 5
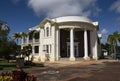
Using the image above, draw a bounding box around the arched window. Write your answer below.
[46,27,49,37]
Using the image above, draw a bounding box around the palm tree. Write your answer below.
[0,21,10,42]
[107,34,116,54]
[20,32,27,44]
[107,31,120,54]
[28,30,36,43]
[28,30,36,37]
[13,32,21,44]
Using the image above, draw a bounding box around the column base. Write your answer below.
[83,56,90,60]
[41,55,46,62]
[41,58,45,62]
[56,56,60,61]
[69,57,75,61]
[93,56,98,60]
[49,58,55,62]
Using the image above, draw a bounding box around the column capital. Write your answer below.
[70,27,75,30]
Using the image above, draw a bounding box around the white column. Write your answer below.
[49,26,56,62]
[56,29,60,60]
[40,29,45,62]
[70,28,75,61]
[83,29,90,60]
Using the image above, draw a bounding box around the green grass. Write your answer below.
[0,60,44,70]
[0,61,17,70]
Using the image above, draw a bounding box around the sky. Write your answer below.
[0,0,120,43]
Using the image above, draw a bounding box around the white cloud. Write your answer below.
[110,0,120,13]
[101,38,107,44]
[27,0,101,18]
[101,28,108,35]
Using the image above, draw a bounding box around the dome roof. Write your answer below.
[52,16,92,23]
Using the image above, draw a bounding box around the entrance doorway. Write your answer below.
[67,42,79,57]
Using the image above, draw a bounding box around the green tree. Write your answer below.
[13,32,21,44]
[28,30,36,42]
[21,32,27,38]
[0,21,10,42]
[20,32,27,43]
[28,30,36,37]
[4,40,18,62]
[0,21,18,62]
[0,21,19,62]
[101,43,111,54]
[0,21,10,57]
[107,31,120,54]
[22,44,32,61]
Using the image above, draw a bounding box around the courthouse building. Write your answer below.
[21,16,101,62]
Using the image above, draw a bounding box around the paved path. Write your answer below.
[1,60,119,81]
[23,60,120,81]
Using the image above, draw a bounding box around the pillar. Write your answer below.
[69,28,75,61]
[56,29,60,60]
[83,29,90,60]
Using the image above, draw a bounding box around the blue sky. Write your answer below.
[0,0,120,43]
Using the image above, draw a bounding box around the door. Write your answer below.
[67,42,79,57]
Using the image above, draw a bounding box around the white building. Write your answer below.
[21,16,101,62]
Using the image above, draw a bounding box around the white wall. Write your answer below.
[90,29,98,60]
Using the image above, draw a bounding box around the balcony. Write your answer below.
[35,39,39,42]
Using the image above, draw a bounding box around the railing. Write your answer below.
[35,39,39,42]
[29,40,33,43]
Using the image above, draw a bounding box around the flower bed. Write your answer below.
[0,68,37,81]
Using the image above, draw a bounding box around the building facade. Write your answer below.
[21,16,101,62]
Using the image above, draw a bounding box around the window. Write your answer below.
[46,45,49,53]
[49,44,51,53]
[46,27,49,37]
[34,46,39,53]
[43,45,45,51]
[45,27,51,37]
[34,32,39,42]
[43,44,51,54]
[29,36,33,43]
[34,32,39,39]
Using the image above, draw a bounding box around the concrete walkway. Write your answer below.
[24,60,120,81]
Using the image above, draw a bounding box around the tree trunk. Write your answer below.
[113,45,116,59]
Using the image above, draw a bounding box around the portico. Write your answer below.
[59,26,91,61]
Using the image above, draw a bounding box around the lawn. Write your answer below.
[0,61,17,70]
[0,60,44,70]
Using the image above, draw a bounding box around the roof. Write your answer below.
[37,16,99,28]
[52,16,92,23]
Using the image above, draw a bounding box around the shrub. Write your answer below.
[0,68,37,81]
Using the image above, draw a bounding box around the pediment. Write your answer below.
[38,18,55,28]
